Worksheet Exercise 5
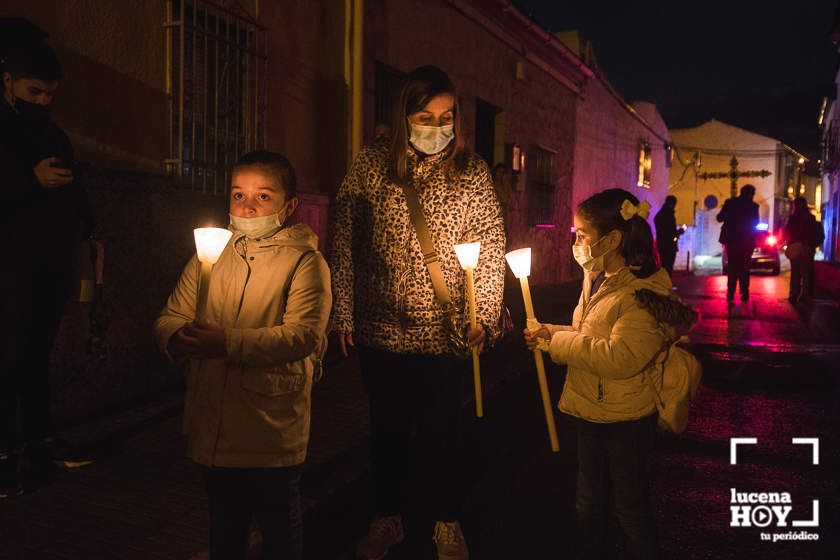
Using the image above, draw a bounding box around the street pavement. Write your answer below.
[0,272,838,559]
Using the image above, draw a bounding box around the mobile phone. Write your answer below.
[50,158,76,173]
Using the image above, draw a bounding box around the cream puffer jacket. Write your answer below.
[154,223,332,468]
[544,267,673,423]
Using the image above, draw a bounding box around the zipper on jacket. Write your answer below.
[210,239,248,466]
[597,377,604,402]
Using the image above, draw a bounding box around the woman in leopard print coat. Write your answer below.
[328,66,505,559]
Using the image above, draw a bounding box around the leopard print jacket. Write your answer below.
[329,143,506,355]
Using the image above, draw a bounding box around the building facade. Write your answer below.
[669,119,806,264]
[1,0,669,420]
[819,69,840,262]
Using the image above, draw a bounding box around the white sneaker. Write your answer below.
[433,520,469,560]
[356,515,404,560]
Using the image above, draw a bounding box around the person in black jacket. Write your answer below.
[783,197,824,303]
[717,184,759,302]
[654,195,684,276]
[0,40,94,499]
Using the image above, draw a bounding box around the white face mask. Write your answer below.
[229,211,285,240]
[572,235,611,272]
[409,123,454,155]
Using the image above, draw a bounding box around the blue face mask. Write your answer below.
[409,123,454,155]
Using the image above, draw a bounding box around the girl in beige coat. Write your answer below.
[154,151,331,560]
[525,188,669,560]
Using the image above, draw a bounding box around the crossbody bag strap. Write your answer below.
[401,182,452,307]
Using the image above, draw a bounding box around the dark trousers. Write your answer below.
[658,243,677,277]
[725,244,753,299]
[789,249,816,300]
[575,414,659,560]
[0,267,69,452]
[358,346,466,521]
[203,465,303,560]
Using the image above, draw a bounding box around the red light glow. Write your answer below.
[766,235,778,247]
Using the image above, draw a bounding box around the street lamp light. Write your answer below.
[505,248,560,452]
[454,242,483,418]
[193,227,232,322]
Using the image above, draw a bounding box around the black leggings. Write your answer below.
[358,346,467,521]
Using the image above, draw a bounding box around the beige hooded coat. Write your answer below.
[154,223,332,468]
[544,267,673,423]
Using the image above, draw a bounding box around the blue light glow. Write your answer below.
[756,222,769,231]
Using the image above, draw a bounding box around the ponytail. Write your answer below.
[577,188,658,278]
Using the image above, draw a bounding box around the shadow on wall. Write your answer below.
[51,170,228,425]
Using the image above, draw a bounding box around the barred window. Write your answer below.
[164,0,267,194]
[527,146,556,227]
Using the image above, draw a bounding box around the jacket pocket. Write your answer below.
[240,370,307,397]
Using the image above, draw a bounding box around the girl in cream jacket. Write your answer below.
[525,188,667,560]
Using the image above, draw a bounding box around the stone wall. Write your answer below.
[51,171,225,423]
[51,169,330,424]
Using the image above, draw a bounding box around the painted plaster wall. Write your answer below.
[1,1,167,171]
[571,76,671,252]
[669,120,780,230]
[365,0,578,284]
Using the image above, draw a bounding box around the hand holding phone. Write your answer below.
[35,157,74,188]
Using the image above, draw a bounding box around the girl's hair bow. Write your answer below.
[620,199,651,221]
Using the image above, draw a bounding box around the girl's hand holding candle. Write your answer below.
[523,326,550,351]
[169,322,228,359]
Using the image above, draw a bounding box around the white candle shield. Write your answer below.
[193,228,233,322]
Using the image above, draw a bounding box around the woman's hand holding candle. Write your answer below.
[466,324,485,354]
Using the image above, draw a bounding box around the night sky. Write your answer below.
[514,0,839,162]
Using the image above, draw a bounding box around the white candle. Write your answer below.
[505,248,559,453]
[454,242,483,418]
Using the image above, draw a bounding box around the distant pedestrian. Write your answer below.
[1,39,95,500]
[783,197,824,303]
[717,184,759,302]
[373,122,391,145]
[329,65,506,560]
[653,194,683,276]
[154,151,332,560]
[524,188,672,560]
